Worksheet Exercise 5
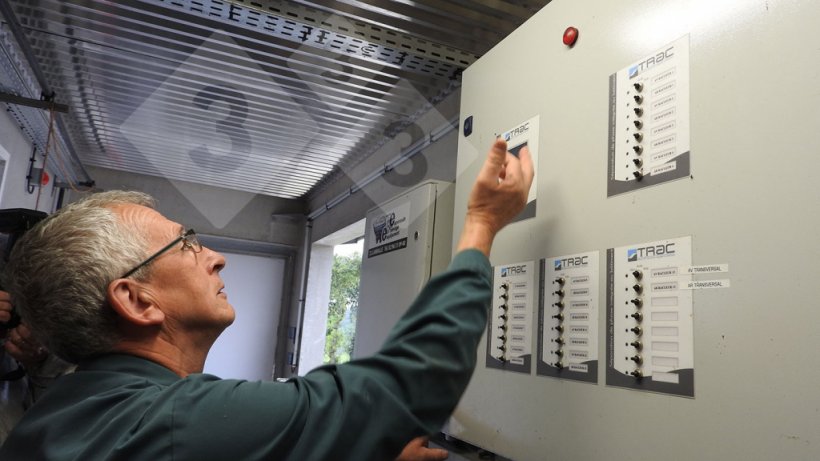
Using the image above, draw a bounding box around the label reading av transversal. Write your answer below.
[683,264,729,274]
[683,279,731,290]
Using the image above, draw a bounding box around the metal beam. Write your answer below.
[0,91,69,113]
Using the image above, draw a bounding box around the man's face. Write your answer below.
[117,204,235,344]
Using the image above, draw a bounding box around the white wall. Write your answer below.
[77,166,305,246]
[204,251,286,381]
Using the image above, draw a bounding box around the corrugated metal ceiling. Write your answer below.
[1,0,549,199]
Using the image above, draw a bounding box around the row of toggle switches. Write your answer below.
[551,277,566,369]
[631,82,645,181]
[496,282,510,362]
[625,270,644,379]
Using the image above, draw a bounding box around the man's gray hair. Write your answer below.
[5,190,156,363]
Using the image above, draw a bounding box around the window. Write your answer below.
[323,239,362,364]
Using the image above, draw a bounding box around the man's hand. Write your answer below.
[396,436,448,461]
[0,289,12,324]
[457,138,535,256]
[5,322,49,370]
[1,289,48,369]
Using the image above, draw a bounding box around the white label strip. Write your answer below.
[683,279,731,290]
[684,264,729,274]
[569,363,588,373]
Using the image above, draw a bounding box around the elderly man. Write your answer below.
[0,139,533,460]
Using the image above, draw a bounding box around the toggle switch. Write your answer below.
[632,270,643,279]
[633,120,643,130]
[499,293,509,301]
[632,283,643,294]
[497,345,506,352]
[633,132,643,142]
[497,335,507,341]
[500,282,510,291]
[499,304,508,311]
[634,94,643,104]
[630,369,643,379]
[633,82,644,92]
[634,107,644,117]
[630,312,643,322]
[629,340,643,350]
[630,326,642,336]
[554,277,566,285]
[498,314,508,321]
[554,350,564,357]
[554,361,564,369]
[633,158,643,168]
[633,170,644,180]
[632,145,643,155]
[630,298,643,308]
[554,325,564,333]
[498,356,507,362]
[553,289,565,297]
[554,337,565,345]
[630,355,643,365]
[553,301,565,309]
[552,313,564,321]
[498,324,508,332]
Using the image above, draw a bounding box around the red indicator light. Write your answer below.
[563,27,579,47]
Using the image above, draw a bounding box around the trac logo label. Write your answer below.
[554,256,589,271]
[503,122,529,141]
[629,47,675,79]
[501,265,527,277]
[627,243,675,262]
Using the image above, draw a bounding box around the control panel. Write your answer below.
[606,236,694,396]
[537,251,599,383]
[486,261,536,374]
[447,0,820,458]
[608,35,691,197]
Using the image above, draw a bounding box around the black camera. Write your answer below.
[0,208,48,330]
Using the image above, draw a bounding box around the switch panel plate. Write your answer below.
[607,35,691,197]
[498,115,540,223]
[606,236,694,397]
[487,261,536,374]
[537,251,600,383]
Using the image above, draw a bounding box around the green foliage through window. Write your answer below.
[323,252,361,364]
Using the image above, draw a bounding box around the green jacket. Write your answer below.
[0,250,491,460]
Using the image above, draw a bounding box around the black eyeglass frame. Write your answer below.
[121,228,201,279]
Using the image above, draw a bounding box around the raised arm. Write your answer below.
[457,138,534,256]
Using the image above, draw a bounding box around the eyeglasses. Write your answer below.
[121,228,202,279]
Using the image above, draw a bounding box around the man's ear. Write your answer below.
[107,279,164,326]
